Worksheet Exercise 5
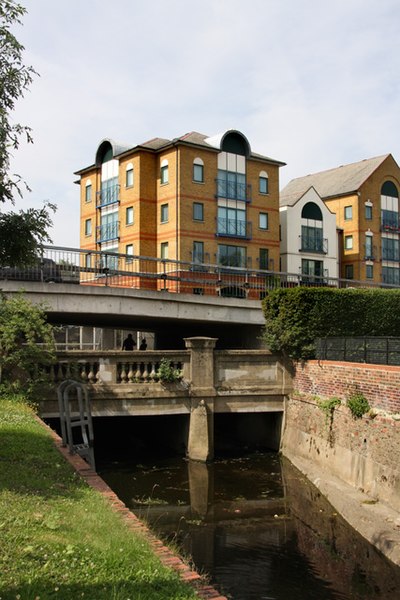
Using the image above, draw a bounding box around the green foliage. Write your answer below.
[0,0,37,203]
[317,396,341,416]
[0,399,198,599]
[347,392,370,419]
[0,293,55,400]
[0,2,56,266]
[262,287,400,360]
[156,358,182,383]
[0,202,56,266]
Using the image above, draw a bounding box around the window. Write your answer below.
[98,212,119,242]
[193,158,204,183]
[217,199,247,237]
[366,264,373,279]
[344,235,353,250]
[365,203,372,220]
[259,171,268,194]
[382,237,399,261]
[345,264,354,279]
[125,163,133,187]
[126,206,134,225]
[161,242,169,259]
[365,235,373,259]
[217,244,246,268]
[259,212,268,230]
[161,203,169,223]
[301,259,324,278]
[344,206,352,220]
[382,266,400,285]
[301,225,324,252]
[193,241,204,264]
[84,218,92,236]
[259,248,269,270]
[85,181,92,203]
[193,202,204,221]
[125,243,133,263]
[160,159,169,184]
[85,254,91,269]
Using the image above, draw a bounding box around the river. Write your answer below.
[98,452,400,600]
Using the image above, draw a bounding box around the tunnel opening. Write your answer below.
[45,411,283,464]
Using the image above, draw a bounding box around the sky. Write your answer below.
[8,0,400,247]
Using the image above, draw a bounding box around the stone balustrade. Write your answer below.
[41,338,292,462]
[47,351,189,385]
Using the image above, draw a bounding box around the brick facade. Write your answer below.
[294,359,400,414]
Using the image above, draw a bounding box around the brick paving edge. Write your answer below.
[35,415,228,600]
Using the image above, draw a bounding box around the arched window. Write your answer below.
[381,181,399,229]
[301,202,323,221]
[381,181,399,198]
[193,157,204,183]
[125,162,134,187]
[221,131,250,157]
[259,170,268,194]
[160,159,169,184]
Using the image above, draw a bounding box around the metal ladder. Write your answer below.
[57,379,95,470]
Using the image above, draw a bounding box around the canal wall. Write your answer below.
[282,360,400,512]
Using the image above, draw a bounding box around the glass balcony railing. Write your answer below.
[96,222,119,243]
[299,235,328,253]
[96,184,120,208]
[215,179,252,202]
[216,218,252,239]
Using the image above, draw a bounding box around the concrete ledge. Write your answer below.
[285,451,400,566]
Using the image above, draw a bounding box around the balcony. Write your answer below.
[215,179,252,202]
[96,184,120,208]
[216,217,252,239]
[96,222,119,244]
[299,235,328,254]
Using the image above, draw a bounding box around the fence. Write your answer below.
[0,245,398,300]
[315,337,400,366]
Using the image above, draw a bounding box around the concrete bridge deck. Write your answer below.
[0,281,265,347]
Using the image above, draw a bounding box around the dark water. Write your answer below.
[99,453,400,600]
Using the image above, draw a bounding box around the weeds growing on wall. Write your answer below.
[156,358,182,383]
[347,392,370,419]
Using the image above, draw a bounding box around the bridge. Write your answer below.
[0,280,265,348]
[40,338,292,461]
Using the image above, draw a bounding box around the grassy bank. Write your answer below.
[0,397,198,600]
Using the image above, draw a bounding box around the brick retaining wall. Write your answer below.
[294,360,400,413]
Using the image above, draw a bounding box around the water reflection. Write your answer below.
[99,454,400,600]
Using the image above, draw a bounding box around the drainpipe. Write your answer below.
[175,144,179,262]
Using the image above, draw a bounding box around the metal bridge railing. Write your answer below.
[316,337,400,366]
[2,245,400,299]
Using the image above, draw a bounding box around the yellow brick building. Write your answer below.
[76,130,285,289]
[281,154,400,284]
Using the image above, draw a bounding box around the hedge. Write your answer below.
[261,287,400,360]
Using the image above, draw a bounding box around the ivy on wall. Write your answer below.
[262,287,400,360]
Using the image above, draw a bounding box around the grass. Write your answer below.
[0,397,199,600]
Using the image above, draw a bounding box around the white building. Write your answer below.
[280,186,339,281]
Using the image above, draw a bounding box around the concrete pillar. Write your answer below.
[184,337,217,462]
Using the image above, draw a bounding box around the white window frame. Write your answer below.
[126,206,134,225]
[259,212,268,230]
[345,235,353,250]
[125,163,134,188]
[160,159,169,184]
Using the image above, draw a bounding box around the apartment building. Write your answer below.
[281,154,400,284]
[76,130,285,292]
[279,185,339,281]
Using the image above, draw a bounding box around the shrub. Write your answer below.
[156,358,182,383]
[347,392,370,418]
[262,287,400,360]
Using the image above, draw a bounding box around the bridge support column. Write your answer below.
[185,337,217,462]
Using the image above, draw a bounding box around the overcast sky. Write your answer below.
[9,0,400,247]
